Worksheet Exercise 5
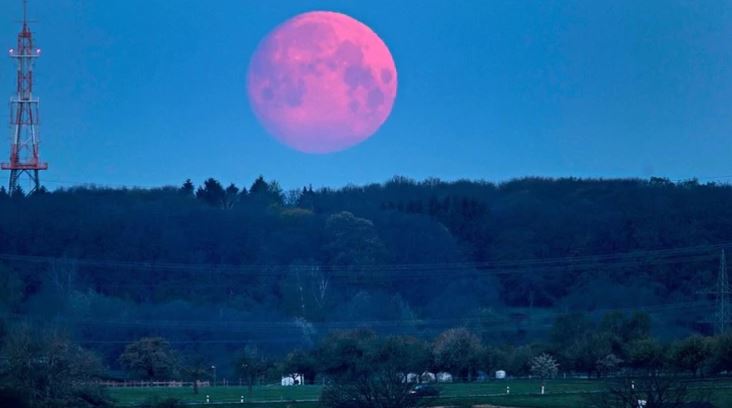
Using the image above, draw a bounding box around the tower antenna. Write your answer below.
[716,249,730,334]
[697,249,731,334]
[2,0,47,195]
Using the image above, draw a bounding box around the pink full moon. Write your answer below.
[247,11,397,154]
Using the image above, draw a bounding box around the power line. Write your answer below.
[4,301,712,331]
[0,241,727,279]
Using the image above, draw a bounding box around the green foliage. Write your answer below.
[433,328,483,380]
[316,330,423,408]
[280,349,317,384]
[586,376,690,408]
[383,335,433,374]
[249,175,284,206]
[595,354,622,377]
[625,338,666,373]
[4,176,730,318]
[502,345,537,377]
[315,329,378,380]
[118,337,179,380]
[669,335,711,376]
[5,176,732,373]
[236,345,271,391]
[708,333,732,374]
[0,325,111,408]
[600,311,651,355]
[0,265,23,314]
[180,357,210,395]
[195,178,226,208]
[548,311,659,376]
[179,179,194,197]
[323,211,387,268]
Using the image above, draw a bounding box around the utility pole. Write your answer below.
[698,249,731,334]
[2,0,48,195]
[716,250,730,334]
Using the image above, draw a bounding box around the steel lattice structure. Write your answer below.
[716,249,730,334]
[1,0,47,195]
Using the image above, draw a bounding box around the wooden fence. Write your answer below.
[97,380,211,388]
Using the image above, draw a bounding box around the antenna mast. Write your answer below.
[716,249,730,334]
[1,0,48,195]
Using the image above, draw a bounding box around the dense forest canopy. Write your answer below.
[1,176,731,374]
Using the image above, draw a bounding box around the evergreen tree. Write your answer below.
[180,179,195,197]
[195,178,226,207]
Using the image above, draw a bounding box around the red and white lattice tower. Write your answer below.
[1,0,47,195]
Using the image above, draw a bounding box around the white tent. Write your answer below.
[436,372,453,383]
[281,374,304,386]
[420,372,436,383]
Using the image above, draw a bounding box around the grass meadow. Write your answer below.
[108,377,732,407]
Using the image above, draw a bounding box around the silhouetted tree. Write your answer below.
[587,376,691,408]
[236,345,269,394]
[626,338,665,374]
[669,335,711,376]
[10,185,23,199]
[224,183,240,209]
[195,178,225,207]
[318,330,422,408]
[433,328,483,381]
[119,337,179,380]
[249,175,284,206]
[0,325,110,408]
[179,179,194,197]
[707,333,732,374]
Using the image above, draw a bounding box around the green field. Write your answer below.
[108,378,732,407]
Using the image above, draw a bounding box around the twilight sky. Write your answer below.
[1,0,731,190]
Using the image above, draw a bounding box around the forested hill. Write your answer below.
[1,176,732,356]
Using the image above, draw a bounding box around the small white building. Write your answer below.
[420,372,436,383]
[406,373,419,383]
[495,370,506,379]
[281,374,304,386]
[436,372,453,383]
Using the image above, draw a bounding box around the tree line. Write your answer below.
[3,175,732,393]
[4,311,732,407]
[110,311,732,383]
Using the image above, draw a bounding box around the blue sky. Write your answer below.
[1,0,731,190]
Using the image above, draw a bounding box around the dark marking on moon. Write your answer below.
[334,41,364,65]
[284,78,306,107]
[344,65,374,89]
[367,88,384,109]
[349,100,360,113]
[381,69,393,84]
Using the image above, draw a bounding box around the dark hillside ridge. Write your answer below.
[0,176,728,361]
